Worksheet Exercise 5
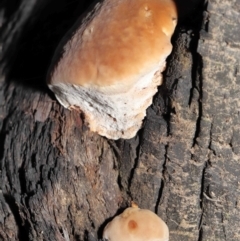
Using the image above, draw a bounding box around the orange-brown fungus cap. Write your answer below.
[47,0,177,139]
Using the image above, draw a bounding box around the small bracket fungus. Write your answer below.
[103,205,169,241]
[47,0,177,139]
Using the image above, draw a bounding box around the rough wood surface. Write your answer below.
[0,0,240,241]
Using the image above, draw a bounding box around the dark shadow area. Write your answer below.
[0,0,22,20]
[174,0,203,22]
[0,0,95,91]
[3,194,30,241]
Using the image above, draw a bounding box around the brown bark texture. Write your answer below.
[0,0,240,240]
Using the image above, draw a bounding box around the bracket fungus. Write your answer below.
[103,205,169,241]
[47,0,177,139]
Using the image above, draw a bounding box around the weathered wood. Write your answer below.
[0,0,240,241]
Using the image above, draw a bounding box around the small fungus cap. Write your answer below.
[103,207,169,241]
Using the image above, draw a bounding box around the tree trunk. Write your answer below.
[0,0,240,240]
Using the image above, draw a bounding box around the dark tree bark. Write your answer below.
[0,0,240,241]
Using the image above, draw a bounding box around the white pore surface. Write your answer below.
[48,63,165,139]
